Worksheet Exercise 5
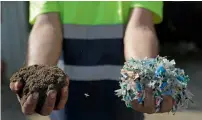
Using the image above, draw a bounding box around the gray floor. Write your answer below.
[1,54,202,120]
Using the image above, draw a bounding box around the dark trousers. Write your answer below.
[50,80,144,120]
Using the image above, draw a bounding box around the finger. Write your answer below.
[55,86,68,110]
[159,96,173,113]
[131,100,145,113]
[144,88,155,114]
[54,76,69,109]
[10,82,23,93]
[22,92,39,115]
[9,82,15,90]
[40,90,57,116]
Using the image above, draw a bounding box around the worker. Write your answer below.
[10,1,173,120]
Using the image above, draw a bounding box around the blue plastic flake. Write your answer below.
[160,82,167,90]
[162,89,172,96]
[177,76,185,82]
[138,97,143,104]
[136,82,142,92]
[115,56,193,114]
[155,65,166,77]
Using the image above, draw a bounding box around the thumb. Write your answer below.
[10,81,23,93]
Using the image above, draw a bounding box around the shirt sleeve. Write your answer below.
[131,1,163,24]
[29,1,61,25]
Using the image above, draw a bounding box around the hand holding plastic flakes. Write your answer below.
[115,56,193,113]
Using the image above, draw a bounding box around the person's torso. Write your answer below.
[58,2,132,81]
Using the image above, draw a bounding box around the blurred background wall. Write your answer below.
[1,2,29,120]
[1,1,29,84]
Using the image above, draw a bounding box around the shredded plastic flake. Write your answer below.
[115,56,193,113]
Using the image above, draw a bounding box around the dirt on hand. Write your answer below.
[10,65,68,114]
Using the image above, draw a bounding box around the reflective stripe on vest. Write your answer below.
[63,24,125,39]
[58,60,121,81]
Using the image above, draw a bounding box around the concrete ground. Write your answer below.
[1,54,202,120]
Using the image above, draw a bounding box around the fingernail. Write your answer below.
[15,82,23,90]
[14,82,19,90]
[63,86,68,93]
[33,92,39,100]
[49,91,56,99]
[10,83,14,90]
